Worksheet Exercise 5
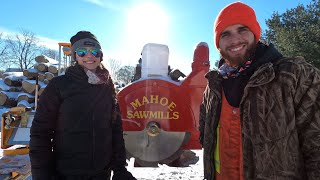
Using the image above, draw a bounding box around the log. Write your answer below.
[0,80,10,91]
[38,73,46,82]
[0,91,20,107]
[34,63,39,69]
[4,75,26,87]
[21,80,38,94]
[37,63,50,72]
[4,78,21,87]
[35,55,59,64]
[2,72,23,79]
[43,79,50,85]
[45,72,55,81]
[17,100,35,109]
[23,69,39,80]
[0,80,21,92]
[38,86,47,96]
[7,87,22,92]
[48,64,59,74]
[17,93,35,104]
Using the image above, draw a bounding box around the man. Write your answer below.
[199,2,320,180]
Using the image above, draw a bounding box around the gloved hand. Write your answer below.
[112,167,137,180]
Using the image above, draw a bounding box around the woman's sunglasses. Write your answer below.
[75,48,102,58]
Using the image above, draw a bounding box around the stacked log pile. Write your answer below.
[0,55,62,109]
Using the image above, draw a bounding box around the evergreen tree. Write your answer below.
[263,0,320,68]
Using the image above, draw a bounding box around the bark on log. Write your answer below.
[23,69,39,80]
[0,91,19,107]
[21,80,38,94]
[35,55,59,64]
[0,80,22,92]
[4,78,21,87]
[38,73,46,82]
[17,100,35,108]
[2,72,23,79]
[4,75,25,87]
[7,87,22,92]
[48,64,59,74]
[38,86,46,96]
[17,93,35,104]
[43,79,50,85]
[0,80,9,91]
[45,72,55,81]
[37,63,50,72]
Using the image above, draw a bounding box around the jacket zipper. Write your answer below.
[92,114,95,168]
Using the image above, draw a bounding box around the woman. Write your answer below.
[30,31,136,180]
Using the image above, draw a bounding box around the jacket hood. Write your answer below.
[65,64,88,82]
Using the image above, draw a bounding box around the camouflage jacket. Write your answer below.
[199,56,320,180]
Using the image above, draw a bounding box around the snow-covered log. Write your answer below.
[21,80,46,95]
[17,100,35,108]
[38,73,46,82]
[48,64,59,74]
[23,69,39,80]
[0,80,21,92]
[45,72,55,81]
[2,72,23,79]
[0,91,20,107]
[35,55,59,64]
[21,80,38,94]
[8,87,22,92]
[4,75,27,87]
[0,80,11,91]
[37,62,51,72]
[38,85,47,96]
[17,93,35,104]
[43,79,50,85]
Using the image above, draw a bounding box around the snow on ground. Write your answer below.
[127,150,204,180]
[0,109,204,179]
[0,131,204,179]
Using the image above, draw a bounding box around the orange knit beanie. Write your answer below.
[214,2,261,48]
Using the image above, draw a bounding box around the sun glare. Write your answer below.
[126,2,169,46]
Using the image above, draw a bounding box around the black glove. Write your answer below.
[112,167,137,180]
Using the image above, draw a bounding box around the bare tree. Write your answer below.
[0,32,9,70]
[5,29,41,70]
[0,32,8,56]
[40,47,59,60]
[104,58,121,79]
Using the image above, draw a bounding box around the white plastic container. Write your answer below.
[141,43,169,78]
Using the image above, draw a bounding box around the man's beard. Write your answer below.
[219,42,257,67]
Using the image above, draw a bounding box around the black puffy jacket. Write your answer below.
[30,64,126,179]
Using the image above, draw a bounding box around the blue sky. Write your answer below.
[0,0,312,74]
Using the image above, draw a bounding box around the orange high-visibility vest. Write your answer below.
[215,93,243,180]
